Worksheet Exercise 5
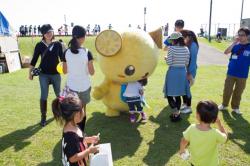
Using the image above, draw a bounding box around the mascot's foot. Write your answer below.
[105,109,120,117]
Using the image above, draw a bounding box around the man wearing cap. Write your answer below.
[29,24,64,126]
[164,19,185,49]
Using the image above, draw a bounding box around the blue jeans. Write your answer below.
[39,73,61,100]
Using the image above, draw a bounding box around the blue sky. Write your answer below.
[0,0,249,35]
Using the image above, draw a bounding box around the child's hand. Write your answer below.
[179,150,190,160]
[179,149,185,155]
[215,117,221,124]
[91,133,100,144]
[164,55,168,61]
[139,89,144,95]
[88,144,99,154]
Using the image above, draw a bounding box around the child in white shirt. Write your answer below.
[123,79,147,123]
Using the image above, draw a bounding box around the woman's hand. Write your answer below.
[187,74,193,81]
[29,73,33,80]
[29,66,34,80]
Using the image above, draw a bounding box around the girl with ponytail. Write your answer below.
[52,95,99,166]
[61,25,95,132]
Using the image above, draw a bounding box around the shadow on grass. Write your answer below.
[37,140,61,166]
[85,112,142,161]
[221,110,250,154]
[0,118,54,152]
[143,106,191,166]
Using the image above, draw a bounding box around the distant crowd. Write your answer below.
[19,24,69,36]
[18,23,167,37]
[18,24,102,37]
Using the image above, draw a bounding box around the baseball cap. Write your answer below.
[40,24,53,35]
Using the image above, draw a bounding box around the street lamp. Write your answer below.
[64,14,67,25]
[208,0,213,42]
[240,0,244,26]
[144,7,147,31]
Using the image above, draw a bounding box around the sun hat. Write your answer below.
[169,32,183,40]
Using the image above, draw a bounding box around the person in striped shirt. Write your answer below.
[163,32,190,122]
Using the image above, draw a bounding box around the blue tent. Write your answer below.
[0,11,11,36]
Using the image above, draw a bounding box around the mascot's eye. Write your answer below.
[125,65,135,76]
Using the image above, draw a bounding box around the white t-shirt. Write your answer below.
[65,48,91,92]
[123,82,142,97]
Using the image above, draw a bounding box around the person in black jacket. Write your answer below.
[29,24,64,126]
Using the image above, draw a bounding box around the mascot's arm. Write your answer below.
[92,79,110,100]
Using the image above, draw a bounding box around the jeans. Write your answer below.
[39,73,61,100]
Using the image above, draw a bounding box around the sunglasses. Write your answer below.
[238,33,246,37]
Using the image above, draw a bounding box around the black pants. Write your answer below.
[128,101,143,112]
[126,97,143,112]
[183,95,191,107]
[167,96,181,110]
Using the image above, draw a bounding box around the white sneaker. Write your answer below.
[232,109,242,115]
[218,104,228,111]
[180,107,192,114]
[181,104,188,110]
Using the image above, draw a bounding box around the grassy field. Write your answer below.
[0,37,250,166]
[198,37,231,52]
[18,36,98,58]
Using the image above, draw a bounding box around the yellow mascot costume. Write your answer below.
[93,28,162,117]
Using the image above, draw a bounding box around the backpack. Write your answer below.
[120,84,127,102]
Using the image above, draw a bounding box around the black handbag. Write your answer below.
[31,42,54,76]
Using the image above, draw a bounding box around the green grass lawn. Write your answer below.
[18,36,98,58]
[0,37,250,166]
[198,37,231,52]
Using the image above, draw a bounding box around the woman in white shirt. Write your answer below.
[62,25,95,131]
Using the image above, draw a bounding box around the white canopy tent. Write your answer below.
[0,11,21,73]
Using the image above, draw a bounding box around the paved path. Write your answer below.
[197,42,229,66]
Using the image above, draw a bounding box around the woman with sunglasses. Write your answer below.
[218,27,250,114]
[29,24,64,126]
